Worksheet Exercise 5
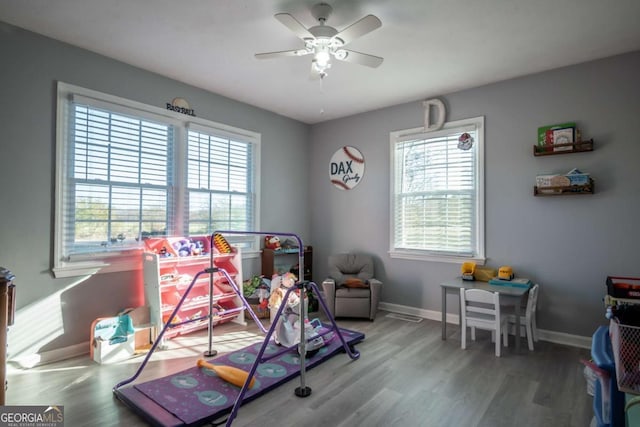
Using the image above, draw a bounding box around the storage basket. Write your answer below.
[609,318,640,394]
[247,298,270,319]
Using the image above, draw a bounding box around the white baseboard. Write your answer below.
[378,302,592,349]
[9,301,593,369]
[536,329,591,349]
[9,341,90,369]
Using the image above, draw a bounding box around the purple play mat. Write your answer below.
[117,325,364,426]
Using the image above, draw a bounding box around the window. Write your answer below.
[186,126,256,248]
[54,83,260,277]
[390,117,484,263]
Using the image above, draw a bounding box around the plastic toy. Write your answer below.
[197,359,255,389]
[498,266,514,281]
[461,262,476,281]
[212,233,232,253]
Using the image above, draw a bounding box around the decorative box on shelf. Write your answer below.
[565,168,590,185]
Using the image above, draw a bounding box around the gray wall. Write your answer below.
[309,51,640,338]
[0,22,309,357]
[2,19,639,359]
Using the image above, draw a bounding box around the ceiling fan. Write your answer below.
[255,2,383,79]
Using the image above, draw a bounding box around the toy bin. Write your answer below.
[247,298,270,319]
[609,319,640,395]
[591,326,625,427]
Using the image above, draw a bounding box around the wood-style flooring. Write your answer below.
[7,311,594,426]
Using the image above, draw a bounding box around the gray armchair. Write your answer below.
[321,253,382,320]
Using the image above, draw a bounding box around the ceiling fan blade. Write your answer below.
[332,15,382,45]
[335,49,383,68]
[275,13,315,40]
[255,49,312,59]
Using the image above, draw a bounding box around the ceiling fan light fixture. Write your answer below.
[312,57,331,75]
[315,50,331,67]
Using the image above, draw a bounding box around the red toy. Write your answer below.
[264,235,281,250]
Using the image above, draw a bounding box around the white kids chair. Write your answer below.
[460,288,509,357]
[505,283,539,351]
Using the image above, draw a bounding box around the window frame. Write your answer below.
[54,82,261,278]
[389,116,485,264]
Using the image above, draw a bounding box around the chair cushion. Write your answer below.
[336,287,370,299]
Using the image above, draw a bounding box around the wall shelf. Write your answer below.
[534,179,594,196]
[533,139,594,156]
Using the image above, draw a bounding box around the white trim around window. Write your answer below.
[389,116,485,265]
[54,82,261,278]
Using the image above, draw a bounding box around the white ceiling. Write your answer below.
[2,0,640,124]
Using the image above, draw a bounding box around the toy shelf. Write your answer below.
[534,178,594,196]
[160,292,237,314]
[262,246,312,282]
[533,139,594,156]
[143,239,244,345]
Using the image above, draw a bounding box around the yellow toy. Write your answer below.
[461,262,476,281]
[197,359,255,389]
[498,266,514,281]
[212,233,232,253]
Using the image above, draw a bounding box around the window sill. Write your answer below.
[53,248,261,278]
[389,249,486,265]
[53,257,141,278]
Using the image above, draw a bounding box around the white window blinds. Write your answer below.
[390,117,484,262]
[186,127,256,238]
[63,102,174,257]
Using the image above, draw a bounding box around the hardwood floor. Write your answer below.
[7,311,594,426]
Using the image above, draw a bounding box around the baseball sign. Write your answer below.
[329,146,365,190]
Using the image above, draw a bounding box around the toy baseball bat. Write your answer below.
[196,359,255,389]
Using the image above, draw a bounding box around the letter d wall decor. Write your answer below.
[329,146,365,190]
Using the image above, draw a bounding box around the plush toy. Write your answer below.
[264,235,281,250]
[173,239,192,257]
[191,240,204,256]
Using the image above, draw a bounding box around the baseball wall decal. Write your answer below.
[329,146,365,190]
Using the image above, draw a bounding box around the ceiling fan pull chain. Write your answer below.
[319,77,325,115]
